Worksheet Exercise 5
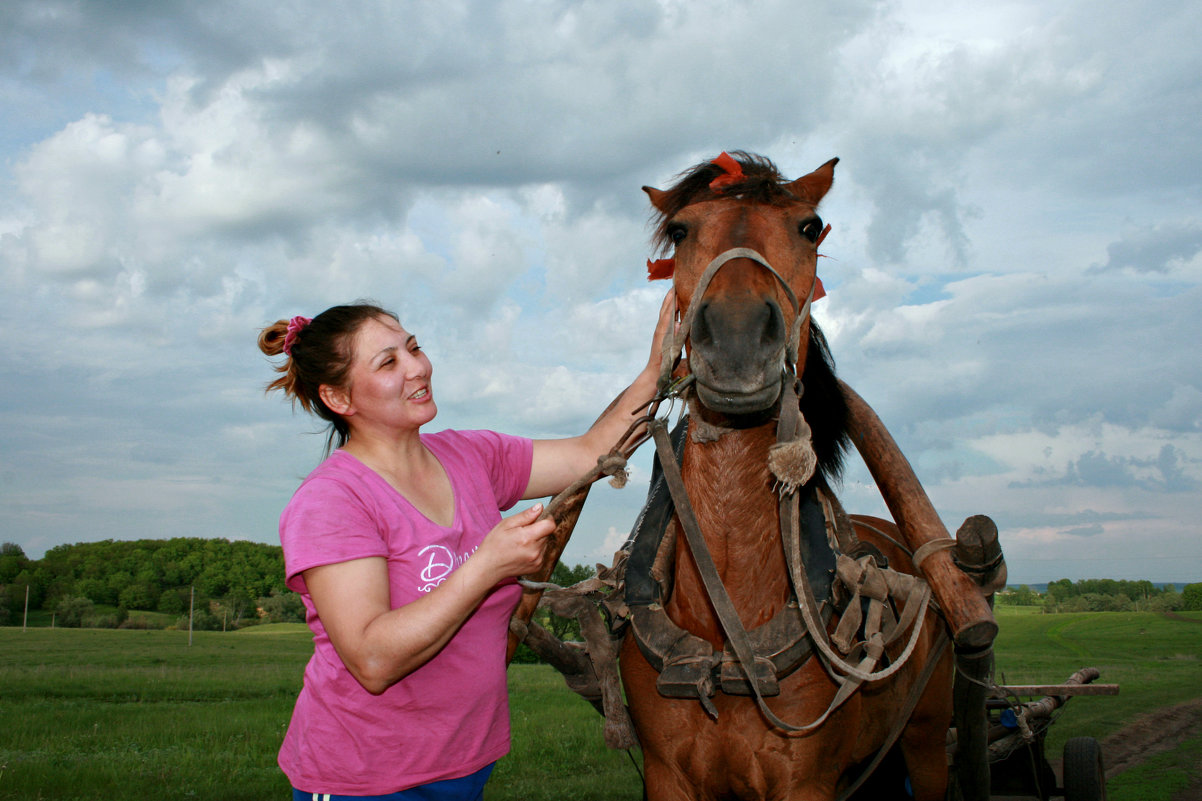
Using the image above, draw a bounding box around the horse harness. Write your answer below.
[519,248,947,741]
[621,416,847,711]
[613,410,940,735]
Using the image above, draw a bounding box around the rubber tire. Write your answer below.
[1063,736,1107,801]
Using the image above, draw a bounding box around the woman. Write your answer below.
[258,294,671,800]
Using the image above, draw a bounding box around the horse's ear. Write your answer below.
[643,186,671,213]
[786,158,839,205]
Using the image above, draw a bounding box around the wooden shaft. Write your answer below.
[953,646,993,801]
[993,683,1118,698]
[505,481,593,663]
[839,381,998,650]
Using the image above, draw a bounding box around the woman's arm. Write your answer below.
[303,503,554,694]
[523,290,675,500]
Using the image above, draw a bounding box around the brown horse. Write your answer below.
[618,153,954,801]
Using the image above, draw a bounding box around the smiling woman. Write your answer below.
[255,296,671,800]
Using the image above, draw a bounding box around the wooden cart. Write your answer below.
[962,667,1117,801]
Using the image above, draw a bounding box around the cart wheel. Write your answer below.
[1063,737,1106,801]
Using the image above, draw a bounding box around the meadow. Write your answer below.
[0,607,1198,800]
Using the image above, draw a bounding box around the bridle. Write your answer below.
[656,247,820,402]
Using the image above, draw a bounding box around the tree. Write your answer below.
[1044,578,1074,603]
[1009,585,1037,606]
[0,542,28,583]
[0,582,29,624]
[75,577,106,604]
[1183,583,1202,611]
[103,571,133,606]
[257,589,305,623]
[1147,591,1183,612]
[118,583,156,611]
[55,596,95,627]
[158,589,185,614]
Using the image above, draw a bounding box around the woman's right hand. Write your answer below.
[305,503,556,694]
[473,503,556,581]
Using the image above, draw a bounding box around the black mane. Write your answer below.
[802,321,850,484]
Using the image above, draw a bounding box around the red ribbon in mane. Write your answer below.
[708,151,745,191]
[647,160,831,298]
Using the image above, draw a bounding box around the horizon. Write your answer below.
[9,535,1198,589]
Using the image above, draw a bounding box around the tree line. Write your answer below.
[12,537,1194,635]
[0,539,593,653]
[0,538,304,630]
[999,577,1202,613]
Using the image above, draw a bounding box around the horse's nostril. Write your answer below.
[693,301,714,346]
[761,302,784,346]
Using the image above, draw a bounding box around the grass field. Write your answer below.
[0,609,1198,800]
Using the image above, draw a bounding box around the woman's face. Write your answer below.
[337,315,436,435]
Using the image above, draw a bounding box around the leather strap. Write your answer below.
[652,420,843,733]
[911,537,957,572]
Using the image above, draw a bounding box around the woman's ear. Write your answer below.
[319,384,353,417]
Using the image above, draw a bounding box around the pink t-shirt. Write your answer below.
[277,429,534,796]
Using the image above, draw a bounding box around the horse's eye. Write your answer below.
[667,224,688,246]
[799,217,823,243]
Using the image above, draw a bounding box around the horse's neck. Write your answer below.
[668,419,791,644]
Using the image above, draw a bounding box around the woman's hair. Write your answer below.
[258,302,400,454]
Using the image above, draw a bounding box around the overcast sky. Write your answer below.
[2,0,1199,584]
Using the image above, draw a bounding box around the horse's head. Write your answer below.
[646,152,837,417]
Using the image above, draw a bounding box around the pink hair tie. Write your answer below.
[282,316,311,356]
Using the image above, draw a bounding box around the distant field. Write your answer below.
[990,607,1201,751]
[0,611,1199,801]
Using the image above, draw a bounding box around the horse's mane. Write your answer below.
[802,322,850,484]
[650,151,801,255]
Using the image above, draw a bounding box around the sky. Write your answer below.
[1,0,1199,584]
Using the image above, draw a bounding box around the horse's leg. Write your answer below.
[620,637,717,801]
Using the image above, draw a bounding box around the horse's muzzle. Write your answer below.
[687,296,788,415]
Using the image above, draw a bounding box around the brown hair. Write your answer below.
[258,302,400,453]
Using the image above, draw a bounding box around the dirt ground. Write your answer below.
[1095,697,1202,800]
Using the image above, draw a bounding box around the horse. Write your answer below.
[617,152,956,801]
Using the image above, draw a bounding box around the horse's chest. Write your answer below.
[645,672,855,793]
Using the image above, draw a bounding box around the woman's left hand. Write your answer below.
[644,288,678,377]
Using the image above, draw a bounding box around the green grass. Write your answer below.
[1,611,1199,800]
[498,668,643,801]
[1105,731,1202,801]
[990,608,1202,756]
[0,628,312,801]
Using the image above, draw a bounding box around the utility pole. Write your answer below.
[23,584,29,632]
[189,585,195,647]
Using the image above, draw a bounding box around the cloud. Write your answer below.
[1,0,1200,584]
[1090,222,1202,275]
[1025,444,1200,493]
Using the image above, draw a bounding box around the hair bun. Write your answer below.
[257,320,290,357]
